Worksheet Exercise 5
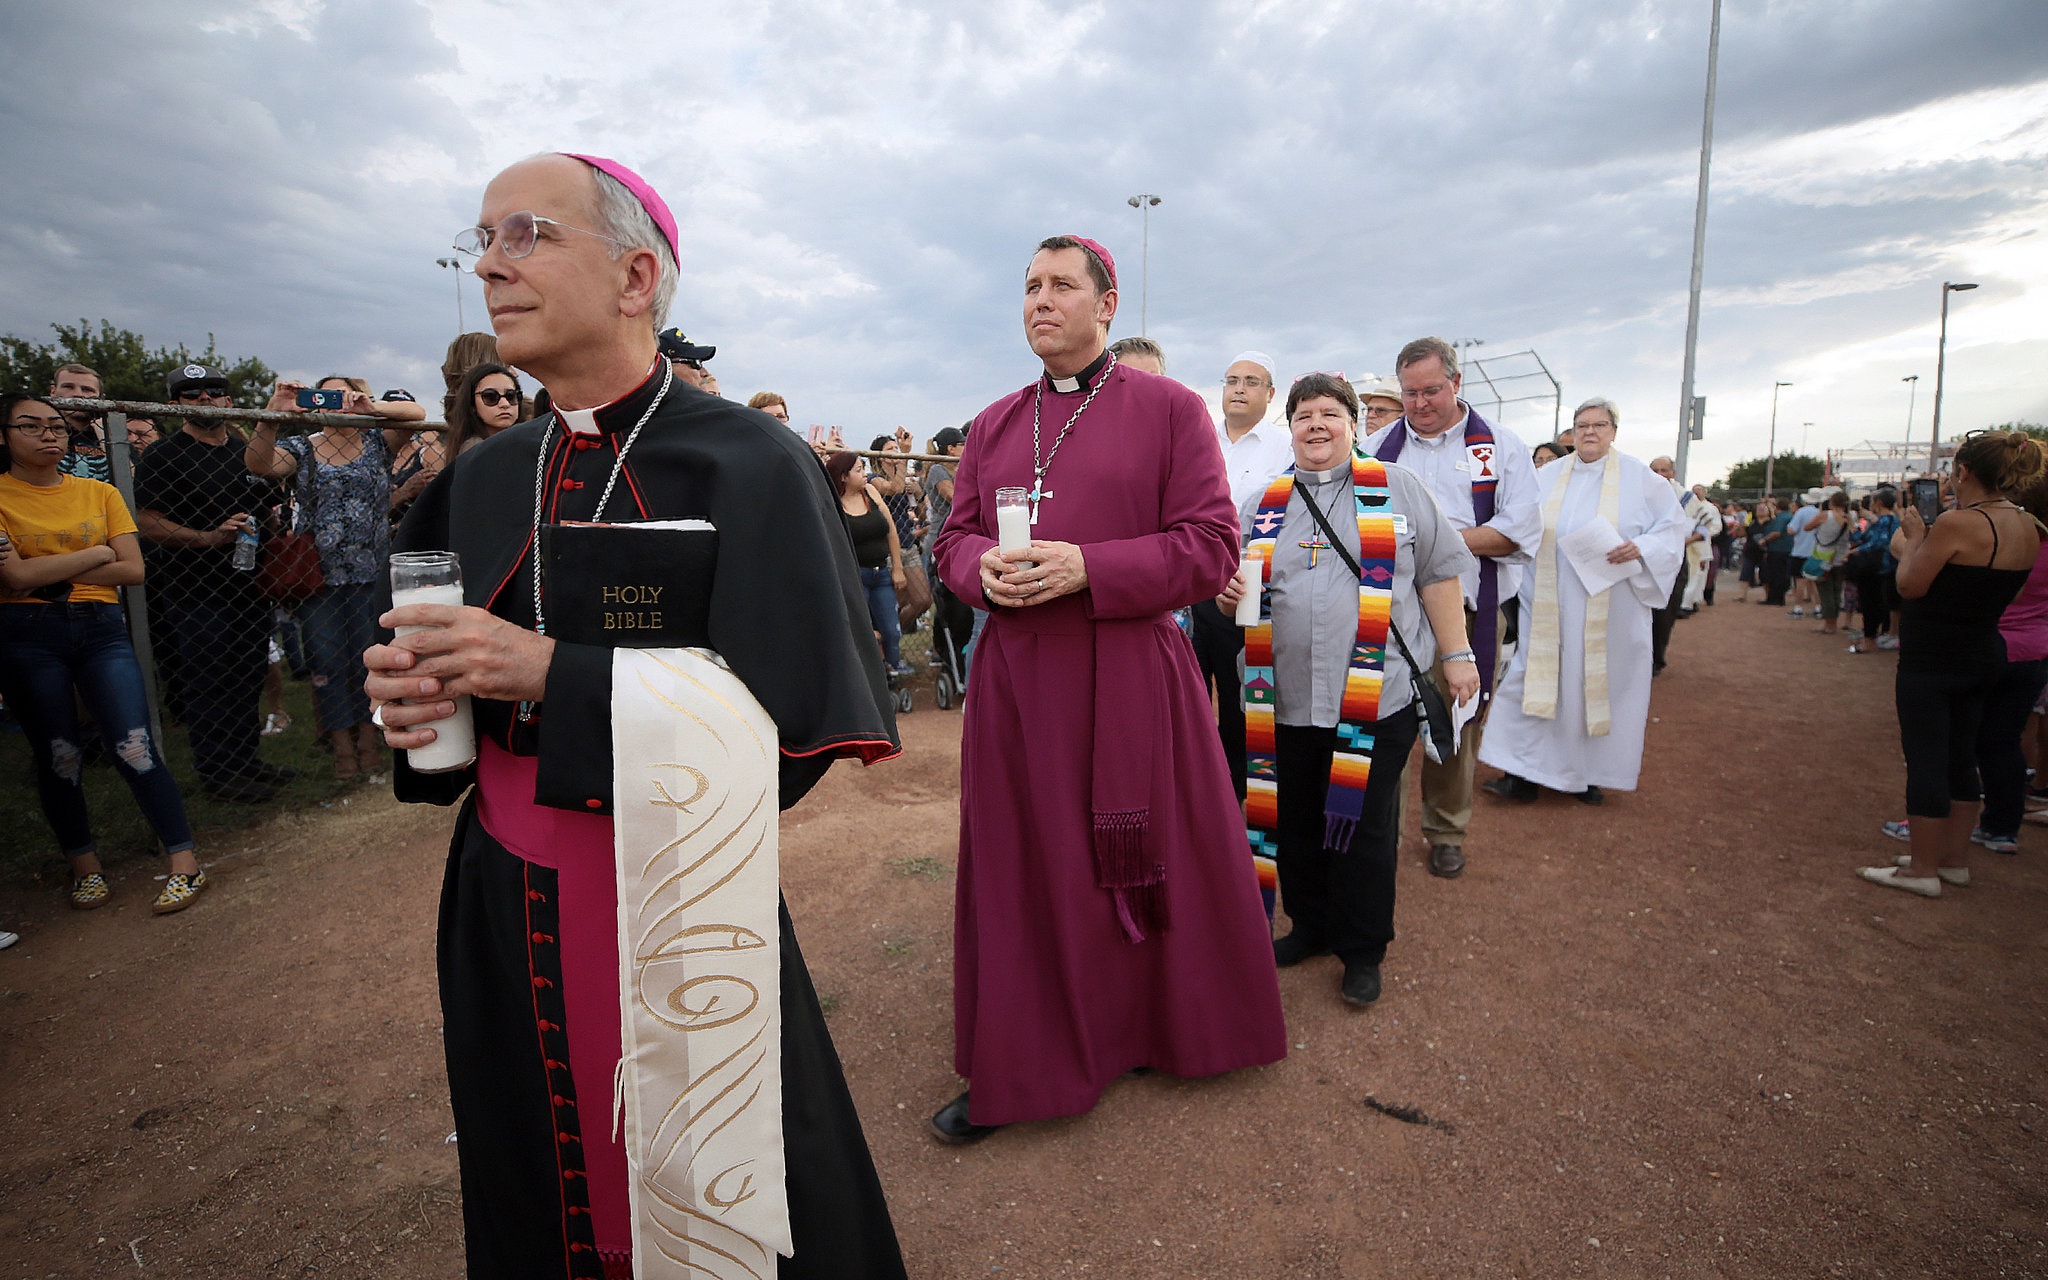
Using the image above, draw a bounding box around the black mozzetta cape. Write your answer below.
[387,365,900,815]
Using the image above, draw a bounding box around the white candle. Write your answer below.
[996,504,1033,554]
[391,582,477,773]
[1234,557,1262,627]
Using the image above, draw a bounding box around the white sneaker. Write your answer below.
[0,930,17,950]
[1788,607,1805,617]
[1893,855,1969,886]
[1858,864,1941,897]
[1876,635,1901,650]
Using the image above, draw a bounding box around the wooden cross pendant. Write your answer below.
[1299,532,1332,567]
[1029,478,1053,525]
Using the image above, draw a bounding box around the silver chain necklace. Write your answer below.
[517,361,674,720]
[1028,351,1117,525]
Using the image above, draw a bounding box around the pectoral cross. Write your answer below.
[1029,476,1053,525]
[1299,531,1332,567]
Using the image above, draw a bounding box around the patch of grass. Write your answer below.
[816,992,840,1017]
[885,855,950,881]
[0,678,375,886]
[880,937,915,959]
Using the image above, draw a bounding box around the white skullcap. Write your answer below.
[1228,350,1278,384]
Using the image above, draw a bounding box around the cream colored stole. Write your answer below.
[612,647,792,1277]
[1522,450,1623,737]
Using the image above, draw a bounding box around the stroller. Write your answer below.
[926,577,972,711]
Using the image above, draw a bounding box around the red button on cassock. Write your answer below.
[559,478,584,491]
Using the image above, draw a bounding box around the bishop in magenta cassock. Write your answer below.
[929,235,1287,1142]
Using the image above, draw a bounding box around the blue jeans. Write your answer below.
[301,581,377,731]
[857,567,903,668]
[0,602,195,858]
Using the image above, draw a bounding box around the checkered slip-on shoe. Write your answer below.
[151,871,208,916]
[70,874,110,910]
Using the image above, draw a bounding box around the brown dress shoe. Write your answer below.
[1428,844,1465,878]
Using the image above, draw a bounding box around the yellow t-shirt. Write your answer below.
[0,472,140,606]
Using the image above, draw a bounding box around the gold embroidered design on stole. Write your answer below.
[613,647,791,1277]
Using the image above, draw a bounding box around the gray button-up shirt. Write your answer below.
[1239,461,1477,728]
[1360,405,1541,609]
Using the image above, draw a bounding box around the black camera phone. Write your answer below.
[297,388,345,411]
[1910,477,1943,524]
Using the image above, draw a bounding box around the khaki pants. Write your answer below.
[1414,605,1509,847]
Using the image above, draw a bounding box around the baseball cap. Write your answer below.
[933,426,966,451]
[165,363,230,396]
[657,328,715,363]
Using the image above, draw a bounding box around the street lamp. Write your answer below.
[1763,380,1792,496]
[1801,421,1814,455]
[1929,281,1978,473]
[436,257,466,332]
[1125,194,1161,335]
[1900,375,1919,473]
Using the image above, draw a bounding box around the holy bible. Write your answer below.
[538,519,716,649]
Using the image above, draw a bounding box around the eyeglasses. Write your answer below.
[1221,376,1269,389]
[453,211,630,265]
[7,421,68,437]
[1403,383,1449,400]
[475,388,521,407]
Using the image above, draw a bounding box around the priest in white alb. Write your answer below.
[1478,398,1686,804]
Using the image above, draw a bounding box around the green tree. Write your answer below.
[1723,453,1823,496]
[0,319,275,409]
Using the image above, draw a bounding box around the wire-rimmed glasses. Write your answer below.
[452,211,630,267]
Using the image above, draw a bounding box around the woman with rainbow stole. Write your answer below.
[1216,373,1480,1007]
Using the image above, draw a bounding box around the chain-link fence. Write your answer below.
[0,396,443,878]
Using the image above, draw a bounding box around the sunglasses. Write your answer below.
[475,388,521,407]
[175,388,226,401]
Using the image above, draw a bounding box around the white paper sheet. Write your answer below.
[1556,516,1647,596]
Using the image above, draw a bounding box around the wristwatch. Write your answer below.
[1441,648,1477,665]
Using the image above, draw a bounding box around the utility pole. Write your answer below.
[1125,194,1161,335]
[1763,380,1791,496]
[1930,282,1978,473]
[1673,0,1723,485]
[1900,374,1919,462]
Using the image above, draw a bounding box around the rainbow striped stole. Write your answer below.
[1243,457,1399,915]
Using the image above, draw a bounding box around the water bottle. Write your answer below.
[233,517,260,572]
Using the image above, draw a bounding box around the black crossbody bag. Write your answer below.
[1295,485,1459,764]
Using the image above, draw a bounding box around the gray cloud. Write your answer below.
[3,0,2044,475]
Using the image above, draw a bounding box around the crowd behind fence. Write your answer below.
[4,391,969,869]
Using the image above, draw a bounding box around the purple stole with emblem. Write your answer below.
[1374,408,1502,700]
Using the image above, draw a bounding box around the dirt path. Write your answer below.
[6,577,2047,1278]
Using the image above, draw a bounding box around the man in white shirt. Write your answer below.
[1363,337,1543,878]
[1194,351,1295,798]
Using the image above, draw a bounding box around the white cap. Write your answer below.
[1228,350,1277,385]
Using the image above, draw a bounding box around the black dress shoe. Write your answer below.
[1480,773,1538,804]
[1340,960,1382,1007]
[1575,785,1605,806]
[1428,844,1464,878]
[1272,932,1330,968]
[929,1091,1003,1145]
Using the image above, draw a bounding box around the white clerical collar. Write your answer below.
[552,357,664,435]
[1404,404,1470,448]
[1299,463,1350,484]
[1044,348,1113,395]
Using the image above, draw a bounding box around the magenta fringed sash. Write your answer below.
[1091,618,1168,943]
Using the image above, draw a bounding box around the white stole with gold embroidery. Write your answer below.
[612,646,791,1277]
[1522,450,1624,737]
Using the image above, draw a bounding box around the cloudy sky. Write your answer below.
[5,0,2045,481]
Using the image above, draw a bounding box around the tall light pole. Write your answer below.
[1929,281,1978,473]
[436,257,466,332]
[1801,421,1813,455]
[1125,194,1161,335]
[1900,374,1919,475]
[1673,0,1723,485]
[1763,380,1791,496]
